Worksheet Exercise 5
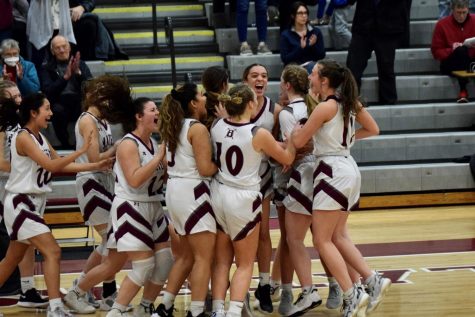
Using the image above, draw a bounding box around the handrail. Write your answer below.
[165,16,177,88]
[151,0,159,54]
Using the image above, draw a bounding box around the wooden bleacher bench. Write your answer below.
[44,198,95,246]
[452,70,475,78]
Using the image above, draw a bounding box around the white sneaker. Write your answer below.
[64,290,96,314]
[47,305,73,317]
[241,292,254,317]
[257,43,272,55]
[365,273,391,313]
[211,308,226,317]
[106,307,130,317]
[72,278,99,308]
[240,43,253,56]
[342,286,369,317]
[286,286,322,317]
[134,303,155,317]
[277,290,293,316]
[326,282,343,309]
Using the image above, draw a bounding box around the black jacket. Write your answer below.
[349,0,410,35]
[39,58,92,104]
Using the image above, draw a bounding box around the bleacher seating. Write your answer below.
[45,0,475,220]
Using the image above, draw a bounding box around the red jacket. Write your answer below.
[431,14,475,61]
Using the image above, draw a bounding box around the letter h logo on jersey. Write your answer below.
[225,128,236,139]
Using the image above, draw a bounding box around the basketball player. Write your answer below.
[292,59,391,317]
[154,83,217,317]
[210,84,296,317]
[0,92,111,317]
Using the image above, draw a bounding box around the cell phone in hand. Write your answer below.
[5,65,17,83]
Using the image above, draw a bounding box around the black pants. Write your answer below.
[51,95,82,148]
[440,46,474,91]
[72,16,98,61]
[0,219,20,296]
[347,32,400,105]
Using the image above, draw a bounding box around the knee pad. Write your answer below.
[128,257,155,287]
[151,248,174,285]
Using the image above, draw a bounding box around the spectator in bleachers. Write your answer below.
[346,0,411,105]
[328,0,353,50]
[280,2,326,74]
[432,0,475,103]
[212,0,236,28]
[237,0,272,55]
[1,39,40,96]
[439,0,475,18]
[11,0,29,56]
[69,0,128,61]
[70,0,97,61]
[27,0,76,69]
[279,0,318,32]
[39,35,92,149]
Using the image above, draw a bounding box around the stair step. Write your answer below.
[105,56,224,74]
[95,4,204,20]
[114,29,215,46]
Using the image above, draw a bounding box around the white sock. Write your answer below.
[259,272,270,286]
[282,283,293,294]
[302,285,313,293]
[140,298,153,307]
[112,302,127,312]
[258,41,266,47]
[20,276,34,293]
[241,41,248,46]
[227,301,243,316]
[343,286,355,299]
[212,299,225,312]
[78,271,87,283]
[190,301,205,316]
[49,298,63,311]
[73,284,86,296]
[162,291,175,310]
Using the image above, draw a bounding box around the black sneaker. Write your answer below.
[152,303,174,317]
[254,284,273,313]
[18,288,49,308]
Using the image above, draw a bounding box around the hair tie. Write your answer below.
[218,94,231,103]
[231,96,242,104]
[171,89,181,101]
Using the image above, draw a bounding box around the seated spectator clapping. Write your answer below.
[280,1,326,74]
[39,35,92,149]
[1,38,40,96]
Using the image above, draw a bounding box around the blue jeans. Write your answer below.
[317,0,334,19]
[237,0,268,42]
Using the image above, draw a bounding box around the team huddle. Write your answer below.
[0,59,391,317]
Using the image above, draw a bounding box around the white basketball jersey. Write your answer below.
[251,96,275,133]
[75,112,114,177]
[6,129,52,194]
[0,124,20,179]
[167,118,209,180]
[279,98,308,141]
[114,133,164,202]
[313,101,355,157]
[211,119,263,191]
